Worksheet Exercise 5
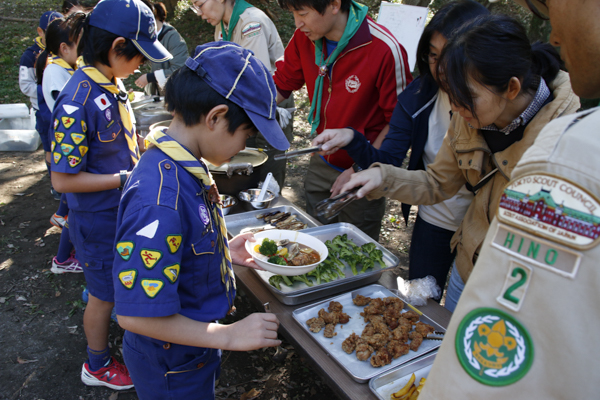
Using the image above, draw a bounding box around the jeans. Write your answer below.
[444,261,465,313]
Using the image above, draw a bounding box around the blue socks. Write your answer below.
[87,346,110,371]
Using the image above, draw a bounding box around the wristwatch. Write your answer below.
[118,170,128,190]
[351,163,363,173]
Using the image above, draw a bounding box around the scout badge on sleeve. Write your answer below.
[61,116,76,129]
[163,264,180,283]
[165,235,182,253]
[140,249,163,269]
[455,307,534,386]
[118,269,138,289]
[116,241,135,261]
[141,279,164,298]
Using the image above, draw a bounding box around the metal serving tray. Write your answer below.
[252,223,399,305]
[292,284,445,383]
[369,352,437,400]
[224,205,320,237]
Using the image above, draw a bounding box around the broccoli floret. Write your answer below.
[359,255,375,273]
[259,238,278,256]
[340,252,360,276]
[292,274,313,287]
[268,275,284,290]
[268,255,288,265]
[361,242,377,255]
[282,275,294,286]
[370,249,385,267]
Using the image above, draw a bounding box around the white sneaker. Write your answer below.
[50,213,66,229]
[51,256,83,274]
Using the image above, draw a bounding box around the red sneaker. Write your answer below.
[81,357,134,390]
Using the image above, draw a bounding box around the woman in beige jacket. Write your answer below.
[338,14,580,311]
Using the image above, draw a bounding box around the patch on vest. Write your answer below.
[71,133,85,145]
[118,269,137,289]
[456,307,533,386]
[165,235,182,253]
[345,75,361,93]
[199,204,210,225]
[498,173,600,249]
[242,22,261,37]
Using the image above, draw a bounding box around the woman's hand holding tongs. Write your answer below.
[311,128,355,155]
[340,167,383,200]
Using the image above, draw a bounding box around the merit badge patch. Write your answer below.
[345,75,361,93]
[61,116,76,129]
[140,249,162,269]
[498,173,600,249]
[67,155,81,168]
[141,279,164,298]
[241,22,262,37]
[118,269,137,289]
[53,152,62,164]
[163,264,180,283]
[116,241,135,261]
[55,132,65,143]
[53,119,59,130]
[81,120,87,133]
[51,141,56,152]
[60,143,74,156]
[199,204,210,225]
[165,235,182,254]
[79,146,89,157]
[137,220,159,239]
[456,307,533,386]
[94,93,110,111]
[104,108,112,122]
[71,133,85,145]
[62,104,79,114]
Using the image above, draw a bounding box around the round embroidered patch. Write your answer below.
[199,204,210,225]
[455,307,533,386]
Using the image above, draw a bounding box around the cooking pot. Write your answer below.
[132,96,172,137]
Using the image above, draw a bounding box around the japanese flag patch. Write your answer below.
[94,93,111,111]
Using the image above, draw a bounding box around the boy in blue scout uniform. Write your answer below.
[50,0,172,390]
[112,43,288,399]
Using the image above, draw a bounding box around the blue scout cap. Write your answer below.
[39,11,63,30]
[89,0,172,63]
[185,42,290,151]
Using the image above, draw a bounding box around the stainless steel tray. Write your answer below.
[224,205,320,237]
[252,223,399,305]
[292,284,445,383]
[369,352,437,400]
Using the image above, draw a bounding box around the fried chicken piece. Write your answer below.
[415,321,435,337]
[328,301,344,313]
[306,317,326,333]
[324,323,336,338]
[363,333,389,349]
[353,294,372,306]
[355,338,374,361]
[342,333,359,354]
[387,339,410,359]
[383,306,402,330]
[370,347,392,367]
[384,296,404,311]
[363,298,385,316]
[362,324,375,337]
[402,310,420,322]
[392,325,410,342]
[334,311,350,324]
[372,319,391,337]
[318,308,339,325]
[409,332,423,351]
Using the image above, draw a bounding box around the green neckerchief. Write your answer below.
[308,1,367,134]
[220,0,253,42]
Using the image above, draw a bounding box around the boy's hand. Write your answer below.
[312,128,354,155]
[229,233,262,270]
[224,313,281,351]
[135,74,149,88]
[340,167,383,199]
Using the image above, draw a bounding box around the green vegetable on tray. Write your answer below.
[267,255,288,266]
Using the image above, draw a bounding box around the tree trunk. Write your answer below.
[162,0,180,15]
[401,0,431,7]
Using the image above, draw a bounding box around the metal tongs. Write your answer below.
[273,145,322,161]
[315,187,360,220]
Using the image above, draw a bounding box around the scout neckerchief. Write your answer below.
[308,1,367,134]
[34,37,46,51]
[145,129,236,306]
[77,58,140,164]
[220,0,253,42]
[49,55,75,75]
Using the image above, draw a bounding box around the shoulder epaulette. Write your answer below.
[71,80,92,105]
[157,159,180,210]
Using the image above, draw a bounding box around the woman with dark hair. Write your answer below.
[313,0,488,297]
[62,0,84,15]
[338,13,580,311]
[134,2,189,95]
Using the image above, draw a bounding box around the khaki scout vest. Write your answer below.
[420,107,600,399]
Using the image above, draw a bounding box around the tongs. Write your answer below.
[315,187,360,220]
[273,145,322,161]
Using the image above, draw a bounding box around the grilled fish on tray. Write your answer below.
[240,211,308,234]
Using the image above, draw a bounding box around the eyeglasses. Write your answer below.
[192,0,209,16]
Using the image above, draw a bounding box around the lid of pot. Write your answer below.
[149,120,172,131]
[206,148,267,172]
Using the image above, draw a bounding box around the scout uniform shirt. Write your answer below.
[113,145,233,322]
[50,69,136,212]
[419,108,600,399]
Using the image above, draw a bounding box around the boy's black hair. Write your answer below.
[436,14,561,122]
[278,0,350,15]
[415,0,488,84]
[164,67,258,134]
[35,17,73,84]
[69,11,144,67]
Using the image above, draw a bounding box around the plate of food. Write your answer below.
[246,230,328,276]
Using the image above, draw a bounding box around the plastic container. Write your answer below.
[0,105,41,152]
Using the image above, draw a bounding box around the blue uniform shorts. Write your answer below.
[69,208,118,302]
[123,331,221,400]
[35,110,51,153]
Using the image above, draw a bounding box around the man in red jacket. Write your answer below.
[274,0,412,240]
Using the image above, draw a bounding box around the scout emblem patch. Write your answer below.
[94,93,110,111]
[53,152,62,164]
[116,241,135,261]
[118,269,137,289]
[62,104,79,114]
[137,220,159,239]
[140,249,162,269]
[81,120,87,133]
[55,132,65,143]
[53,119,59,130]
[141,279,164,298]
[166,235,182,253]
[498,173,600,249]
[199,204,210,225]
[79,146,89,157]
[67,155,81,168]
[163,264,180,283]
[71,133,85,145]
[242,22,262,37]
[60,143,74,156]
[456,307,533,386]
[61,116,76,129]
[105,108,112,122]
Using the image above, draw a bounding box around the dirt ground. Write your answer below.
[0,88,415,400]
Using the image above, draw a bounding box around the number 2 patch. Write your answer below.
[496,261,532,312]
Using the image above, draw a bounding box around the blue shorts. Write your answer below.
[123,331,221,400]
[69,208,118,302]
